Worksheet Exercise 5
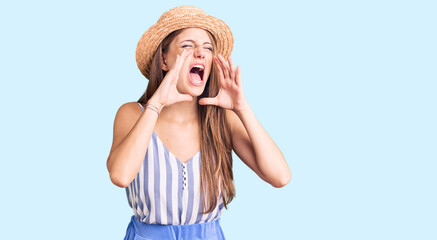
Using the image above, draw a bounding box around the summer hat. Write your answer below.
[136,5,234,80]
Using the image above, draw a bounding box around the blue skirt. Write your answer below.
[123,215,226,240]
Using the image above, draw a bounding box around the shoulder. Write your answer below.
[117,101,143,113]
[108,102,144,155]
[114,101,143,123]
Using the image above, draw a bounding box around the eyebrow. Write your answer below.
[179,39,212,45]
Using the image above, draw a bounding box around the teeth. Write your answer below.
[192,64,204,70]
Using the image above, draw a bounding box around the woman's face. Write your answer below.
[162,28,214,97]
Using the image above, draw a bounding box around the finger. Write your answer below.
[182,48,193,60]
[164,52,182,82]
[176,49,192,70]
[228,56,236,83]
[217,54,230,80]
[172,49,192,83]
[198,97,219,106]
[173,51,182,70]
[218,54,230,80]
[235,65,242,87]
[214,57,225,84]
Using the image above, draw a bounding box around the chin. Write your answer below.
[178,78,208,97]
[186,87,206,97]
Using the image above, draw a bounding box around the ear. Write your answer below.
[161,53,169,71]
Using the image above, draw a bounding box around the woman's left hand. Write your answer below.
[198,54,249,112]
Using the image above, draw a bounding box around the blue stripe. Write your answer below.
[196,157,205,223]
[204,205,214,222]
[124,125,225,225]
[125,188,132,208]
[143,150,151,223]
[137,168,145,220]
[196,198,204,223]
[136,172,142,219]
[132,178,138,213]
[177,163,183,223]
[164,146,173,224]
[214,192,225,220]
[218,202,224,212]
[153,132,162,224]
[184,159,195,224]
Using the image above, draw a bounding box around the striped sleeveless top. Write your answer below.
[125,102,224,225]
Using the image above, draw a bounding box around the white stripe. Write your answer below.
[139,160,148,220]
[181,162,189,224]
[147,140,155,223]
[169,154,179,224]
[188,153,201,224]
[157,139,167,224]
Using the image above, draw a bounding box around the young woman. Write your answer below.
[106,5,291,240]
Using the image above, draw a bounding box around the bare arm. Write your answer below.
[106,49,194,188]
[106,102,159,188]
[200,54,291,188]
[229,107,291,188]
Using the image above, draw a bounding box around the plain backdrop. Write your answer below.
[1,0,436,239]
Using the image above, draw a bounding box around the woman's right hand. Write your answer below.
[147,49,194,111]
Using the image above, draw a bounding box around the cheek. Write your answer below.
[208,62,214,76]
[205,56,213,71]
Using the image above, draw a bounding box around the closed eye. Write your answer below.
[182,44,194,48]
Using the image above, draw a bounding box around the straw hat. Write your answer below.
[136,5,234,80]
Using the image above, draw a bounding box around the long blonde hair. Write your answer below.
[138,29,235,214]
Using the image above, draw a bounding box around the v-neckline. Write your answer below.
[152,130,200,165]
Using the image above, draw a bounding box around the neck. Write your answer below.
[158,98,198,124]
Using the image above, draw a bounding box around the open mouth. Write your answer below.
[189,64,205,86]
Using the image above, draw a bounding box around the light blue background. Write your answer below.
[1,0,436,239]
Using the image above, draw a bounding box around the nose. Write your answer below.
[194,47,205,59]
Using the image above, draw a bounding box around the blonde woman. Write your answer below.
[106,6,291,240]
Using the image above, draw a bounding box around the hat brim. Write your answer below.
[136,14,233,80]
